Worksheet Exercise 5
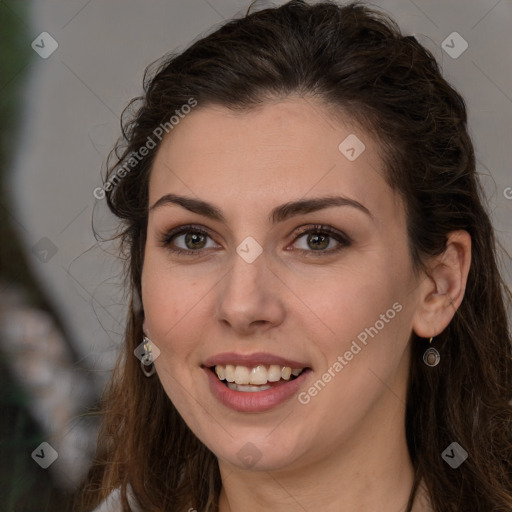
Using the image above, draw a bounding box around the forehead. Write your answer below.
[148,97,399,224]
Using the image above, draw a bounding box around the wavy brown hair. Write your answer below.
[75,1,512,510]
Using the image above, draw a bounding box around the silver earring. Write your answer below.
[141,335,156,377]
[423,337,440,367]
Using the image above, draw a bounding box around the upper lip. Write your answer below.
[203,352,311,369]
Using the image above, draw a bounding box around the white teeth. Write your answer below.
[213,364,304,386]
[227,383,273,392]
[234,366,250,385]
[215,365,225,380]
[267,364,282,382]
[250,365,268,385]
[225,364,235,382]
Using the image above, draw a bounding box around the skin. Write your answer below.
[141,97,471,512]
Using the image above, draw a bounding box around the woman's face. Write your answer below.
[141,97,425,471]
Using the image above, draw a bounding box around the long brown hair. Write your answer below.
[76,1,512,510]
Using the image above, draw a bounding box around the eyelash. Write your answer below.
[159,224,352,257]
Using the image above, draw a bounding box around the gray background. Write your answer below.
[4,0,512,491]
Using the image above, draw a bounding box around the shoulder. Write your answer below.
[91,486,141,512]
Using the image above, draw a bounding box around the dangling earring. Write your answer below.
[141,335,156,377]
[423,336,440,367]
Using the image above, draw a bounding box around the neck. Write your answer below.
[218,405,424,512]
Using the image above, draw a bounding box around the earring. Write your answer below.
[423,336,440,367]
[141,335,156,377]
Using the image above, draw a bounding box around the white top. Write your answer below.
[91,487,141,512]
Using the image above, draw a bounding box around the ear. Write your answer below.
[412,230,472,338]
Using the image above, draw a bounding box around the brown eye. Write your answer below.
[160,225,219,255]
[291,225,351,255]
[183,232,208,250]
[305,233,330,251]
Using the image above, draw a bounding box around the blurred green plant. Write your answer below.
[0,1,75,510]
[0,0,45,304]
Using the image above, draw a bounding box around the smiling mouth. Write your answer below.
[210,364,306,392]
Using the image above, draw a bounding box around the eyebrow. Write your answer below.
[149,193,374,224]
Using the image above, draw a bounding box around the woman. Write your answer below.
[77,1,512,510]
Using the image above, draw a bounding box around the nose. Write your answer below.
[215,248,286,335]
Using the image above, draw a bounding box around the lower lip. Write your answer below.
[203,367,311,413]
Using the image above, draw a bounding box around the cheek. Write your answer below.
[294,270,413,443]
[140,256,208,418]
[141,252,202,357]
[300,258,408,344]
[298,256,415,421]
